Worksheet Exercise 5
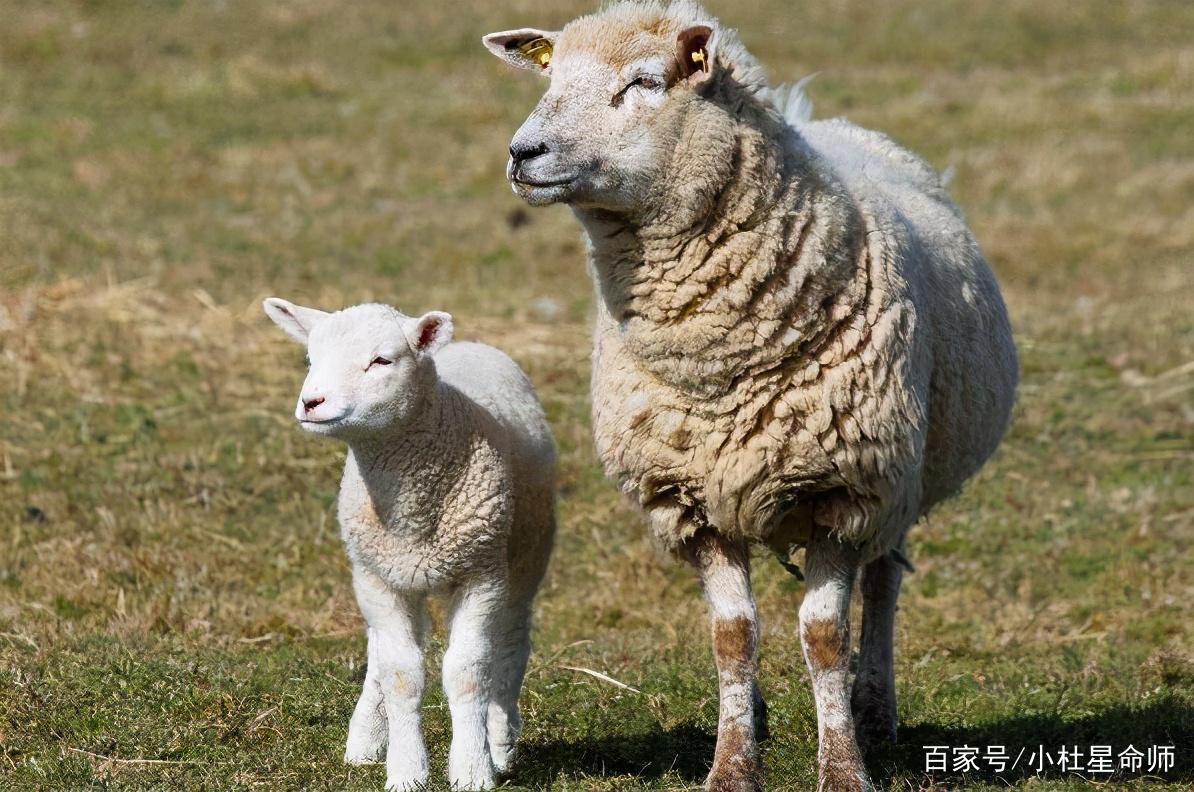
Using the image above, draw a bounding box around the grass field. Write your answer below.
[1,0,1192,789]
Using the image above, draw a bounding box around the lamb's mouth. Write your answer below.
[299,415,346,428]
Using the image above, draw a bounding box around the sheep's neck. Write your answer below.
[577,111,868,399]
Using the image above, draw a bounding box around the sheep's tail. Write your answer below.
[769,73,818,126]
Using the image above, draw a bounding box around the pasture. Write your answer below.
[1,0,1191,789]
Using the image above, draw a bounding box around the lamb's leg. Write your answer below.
[344,626,387,764]
[489,510,553,775]
[444,578,503,790]
[686,531,762,792]
[486,600,531,774]
[800,532,872,792]
[351,569,429,791]
[852,551,902,749]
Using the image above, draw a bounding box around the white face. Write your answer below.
[483,22,716,214]
[263,299,453,440]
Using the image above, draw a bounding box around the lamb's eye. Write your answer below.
[634,76,661,91]
[369,356,392,368]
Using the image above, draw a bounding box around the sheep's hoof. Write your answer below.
[816,769,875,792]
[850,683,897,751]
[705,762,763,792]
[817,729,873,792]
[854,717,897,752]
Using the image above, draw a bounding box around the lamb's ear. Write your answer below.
[263,298,328,345]
[677,25,717,84]
[403,311,454,357]
[481,28,559,73]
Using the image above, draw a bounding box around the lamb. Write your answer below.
[263,298,556,791]
[483,2,1017,790]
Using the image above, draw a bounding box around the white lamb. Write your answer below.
[263,298,556,791]
[484,2,1018,791]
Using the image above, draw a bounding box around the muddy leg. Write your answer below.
[687,531,763,792]
[852,551,902,749]
[800,532,872,792]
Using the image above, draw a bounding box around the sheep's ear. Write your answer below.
[404,311,453,357]
[677,25,717,84]
[482,28,559,73]
[263,298,328,345]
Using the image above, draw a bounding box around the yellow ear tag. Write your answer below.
[691,47,708,73]
[519,38,553,68]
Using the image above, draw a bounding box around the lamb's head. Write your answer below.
[483,1,765,216]
[263,299,453,440]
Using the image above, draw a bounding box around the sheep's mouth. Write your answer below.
[511,175,576,188]
[509,171,581,206]
[507,157,595,205]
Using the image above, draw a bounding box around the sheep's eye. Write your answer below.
[612,75,663,106]
[369,356,392,368]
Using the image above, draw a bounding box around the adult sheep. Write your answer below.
[483,2,1017,790]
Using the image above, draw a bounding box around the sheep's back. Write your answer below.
[796,116,1019,510]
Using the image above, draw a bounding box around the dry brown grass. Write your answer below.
[1,1,1191,789]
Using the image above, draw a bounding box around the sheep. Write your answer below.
[263,298,556,791]
[482,2,1018,790]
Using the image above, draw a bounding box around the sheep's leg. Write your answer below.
[351,569,429,791]
[444,578,503,790]
[486,599,532,774]
[800,532,872,792]
[687,531,763,792]
[344,626,387,764]
[851,551,902,749]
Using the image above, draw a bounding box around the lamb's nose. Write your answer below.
[303,396,325,413]
[509,141,549,165]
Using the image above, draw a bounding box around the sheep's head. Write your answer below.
[263,299,452,440]
[483,1,746,215]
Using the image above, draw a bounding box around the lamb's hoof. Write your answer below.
[448,763,496,791]
[490,742,517,775]
[343,743,385,765]
[384,774,428,792]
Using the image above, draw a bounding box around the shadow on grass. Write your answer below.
[869,694,1194,786]
[502,696,1192,788]
[509,722,715,787]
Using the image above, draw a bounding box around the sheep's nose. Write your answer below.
[509,141,549,165]
[303,396,325,413]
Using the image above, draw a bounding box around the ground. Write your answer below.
[1,1,1191,790]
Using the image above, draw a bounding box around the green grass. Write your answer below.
[1,0,1191,789]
